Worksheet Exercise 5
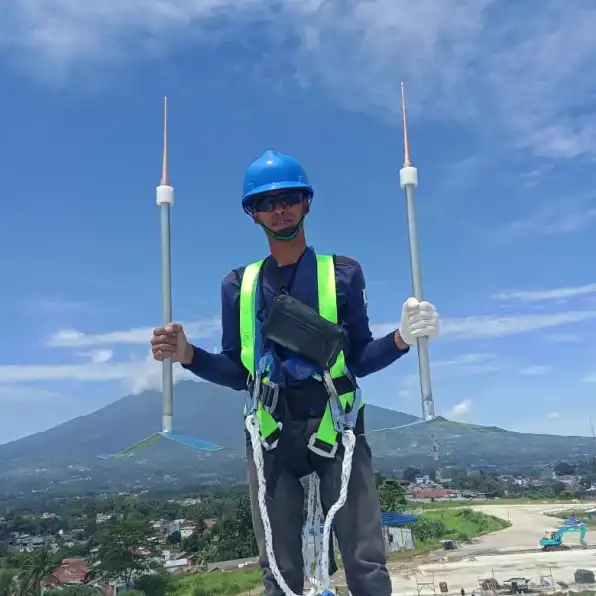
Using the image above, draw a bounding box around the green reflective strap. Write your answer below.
[314,255,363,447]
[315,255,345,378]
[240,260,263,374]
[240,253,364,448]
[239,259,278,439]
[315,395,355,447]
[256,402,279,438]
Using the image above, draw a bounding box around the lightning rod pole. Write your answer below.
[156,97,174,434]
[399,82,435,421]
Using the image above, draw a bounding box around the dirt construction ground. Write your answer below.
[388,502,596,596]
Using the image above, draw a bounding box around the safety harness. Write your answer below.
[240,253,363,596]
[240,253,364,457]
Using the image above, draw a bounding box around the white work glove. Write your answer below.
[399,297,439,346]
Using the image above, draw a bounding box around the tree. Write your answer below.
[14,548,62,596]
[554,461,576,476]
[96,519,156,589]
[135,572,169,596]
[550,480,567,496]
[182,515,208,555]
[183,528,208,556]
[377,479,407,512]
[402,467,421,483]
[409,517,447,541]
[448,471,505,497]
[0,569,16,596]
[188,495,257,563]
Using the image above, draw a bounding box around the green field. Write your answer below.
[388,507,511,561]
[168,569,262,596]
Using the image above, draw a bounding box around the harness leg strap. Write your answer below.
[308,431,338,459]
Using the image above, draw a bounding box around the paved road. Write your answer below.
[389,503,596,596]
[466,502,592,553]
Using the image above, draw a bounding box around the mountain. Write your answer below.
[0,380,594,494]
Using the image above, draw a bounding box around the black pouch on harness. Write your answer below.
[261,293,347,370]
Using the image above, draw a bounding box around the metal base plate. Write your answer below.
[99,431,222,458]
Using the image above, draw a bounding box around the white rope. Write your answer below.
[246,414,356,596]
[317,430,355,591]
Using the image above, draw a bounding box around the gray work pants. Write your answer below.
[246,416,393,596]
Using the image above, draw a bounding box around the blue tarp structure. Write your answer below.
[303,512,417,533]
[381,512,417,527]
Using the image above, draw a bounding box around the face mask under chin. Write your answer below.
[262,217,305,241]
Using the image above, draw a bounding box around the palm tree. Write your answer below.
[14,548,61,596]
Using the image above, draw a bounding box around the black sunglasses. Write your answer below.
[253,190,306,213]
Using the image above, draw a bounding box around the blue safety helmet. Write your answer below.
[242,150,313,214]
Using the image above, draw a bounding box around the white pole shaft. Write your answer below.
[403,182,435,420]
[160,202,173,433]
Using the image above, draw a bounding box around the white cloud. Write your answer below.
[493,283,596,303]
[46,317,221,348]
[500,205,596,240]
[396,374,419,401]
[432,353,500,374]
[521,365,552,376]
[24,299,89,315]
[447,399,472,421]
[547,412,560,420]
[397,389,415,401]
[397,354,497,402]
[0,385,63,404]
[544,333,583,344]
[583,373,596,384]
[434,353,491,366]
[3,1,596,159]
[128,350,197,395]
[79,349,113,364]
[0,353,196,395]
[372,310,596,341]
[0,362,143,383]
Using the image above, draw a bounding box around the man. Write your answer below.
[151,149,439,596]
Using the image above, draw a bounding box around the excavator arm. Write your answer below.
[541,523,588,551]
[554,523,587,545]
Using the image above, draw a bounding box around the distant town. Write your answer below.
[2,458,595,594]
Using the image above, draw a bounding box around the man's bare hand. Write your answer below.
[151,323,193,365]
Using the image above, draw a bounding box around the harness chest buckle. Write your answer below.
[259,378,279,414]
[322,370,361,433]
[305,369,361,459]
[245,371,261,416]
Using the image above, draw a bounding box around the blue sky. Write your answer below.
[1,0,595,444]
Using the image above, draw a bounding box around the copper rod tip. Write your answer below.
[400,82,412,167]
[160,96,169,186]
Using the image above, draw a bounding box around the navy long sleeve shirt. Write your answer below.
[182,247,409,392]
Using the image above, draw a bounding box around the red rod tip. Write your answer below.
[400,82,412,168]
[160,96,169,186]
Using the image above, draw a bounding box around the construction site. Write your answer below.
[384,503,596,596]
